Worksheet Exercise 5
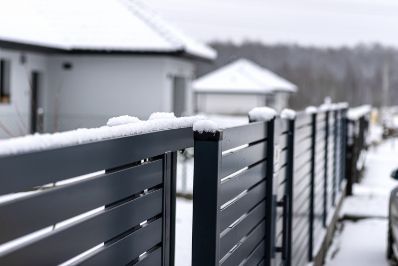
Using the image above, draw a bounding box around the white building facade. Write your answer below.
[194,59,297,115]
[0,0,215,138]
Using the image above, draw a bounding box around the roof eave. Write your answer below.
[0,39,215,62]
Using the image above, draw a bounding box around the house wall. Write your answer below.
[0,49,195,138]
[0,48,48,139]
[46,55,195,132]
[195,93,267,115]
[274,92,290,112]
[195,92,292,115]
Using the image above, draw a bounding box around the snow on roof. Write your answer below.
[0,0,216,60]
[193,59,297,94]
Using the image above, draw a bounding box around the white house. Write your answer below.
[0,0,216,138]
[194,59,297,115]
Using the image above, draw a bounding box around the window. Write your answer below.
[0,59,11,104]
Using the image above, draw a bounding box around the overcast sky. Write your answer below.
[146,0,398,47]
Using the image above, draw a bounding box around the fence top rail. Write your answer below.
[0,117,197,195]
[0,116,200,158]
[347,105,371,121]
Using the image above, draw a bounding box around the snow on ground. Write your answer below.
[326,219,389,266]
[326,138,398,266]
[175,198,193,266]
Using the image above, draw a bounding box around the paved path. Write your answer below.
[326,139,398,266]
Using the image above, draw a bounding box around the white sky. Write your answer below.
[146,0,398,47]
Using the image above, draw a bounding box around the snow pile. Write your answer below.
[0,116,204,157]
[149,112,176,120]
[248,107,277,122]
[106,115,141,127]
[280,109,296,120]
[305,106,318,114]
[193,120,219,133]
[347,105,371,120]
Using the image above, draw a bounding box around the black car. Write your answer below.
[387,169,398,264]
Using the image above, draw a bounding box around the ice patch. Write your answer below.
[193,120,219,133]
[106,115,141,127]
[248,107,276,122]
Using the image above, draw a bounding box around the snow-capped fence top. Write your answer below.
[347,105,371,120]
[193,120,219,133]
[0,114,203,157]
[248,106,277,122]
[192,102,352,266]
[0,113,200,266]
[280,109,296,120]
[0,102,364,266]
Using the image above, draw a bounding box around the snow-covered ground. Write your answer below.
[326,138,398,266]
[175,198,193,266]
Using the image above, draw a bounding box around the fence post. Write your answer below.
[345,119,354,196]
[285,117,295,266]
[308,112,317,262]
[332,110,338,205]
[250,115,275,266]
[163,151,178,266]
[340,108,348,189]
[192,130,223,266]
[266,118,276,265]
[323,111,329,227]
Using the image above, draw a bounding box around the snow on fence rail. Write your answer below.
[0,104,368,266]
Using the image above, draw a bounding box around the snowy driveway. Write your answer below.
[326,139,398,266]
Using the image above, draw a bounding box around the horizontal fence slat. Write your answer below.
[275,118,289,135]
[294,138,312,158]
[277,133,288,150]
[220,161,266,205]
[277,149,288,166]
[234,240,265,266]
[221,222,265,266]
[134,246,162,266]
[0,160,163,245]
[220,181,266,232]
[79,219,162,265]
[222,122,267,151]
[295,113,312,129]
[294,155,311,174]
[0,189,163,265]
[0,128,192,195]
[294,126,312,142]
[220,201,266,258]
[221,141,267,178]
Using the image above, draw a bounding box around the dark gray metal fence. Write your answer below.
[192,106,351,266]
[346,112,370,195]
[0,128,193,265]
[192,120,274,266]
[0,105,366,266]
[291,113,312,266]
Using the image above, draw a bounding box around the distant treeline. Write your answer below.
[195,42,398,109]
